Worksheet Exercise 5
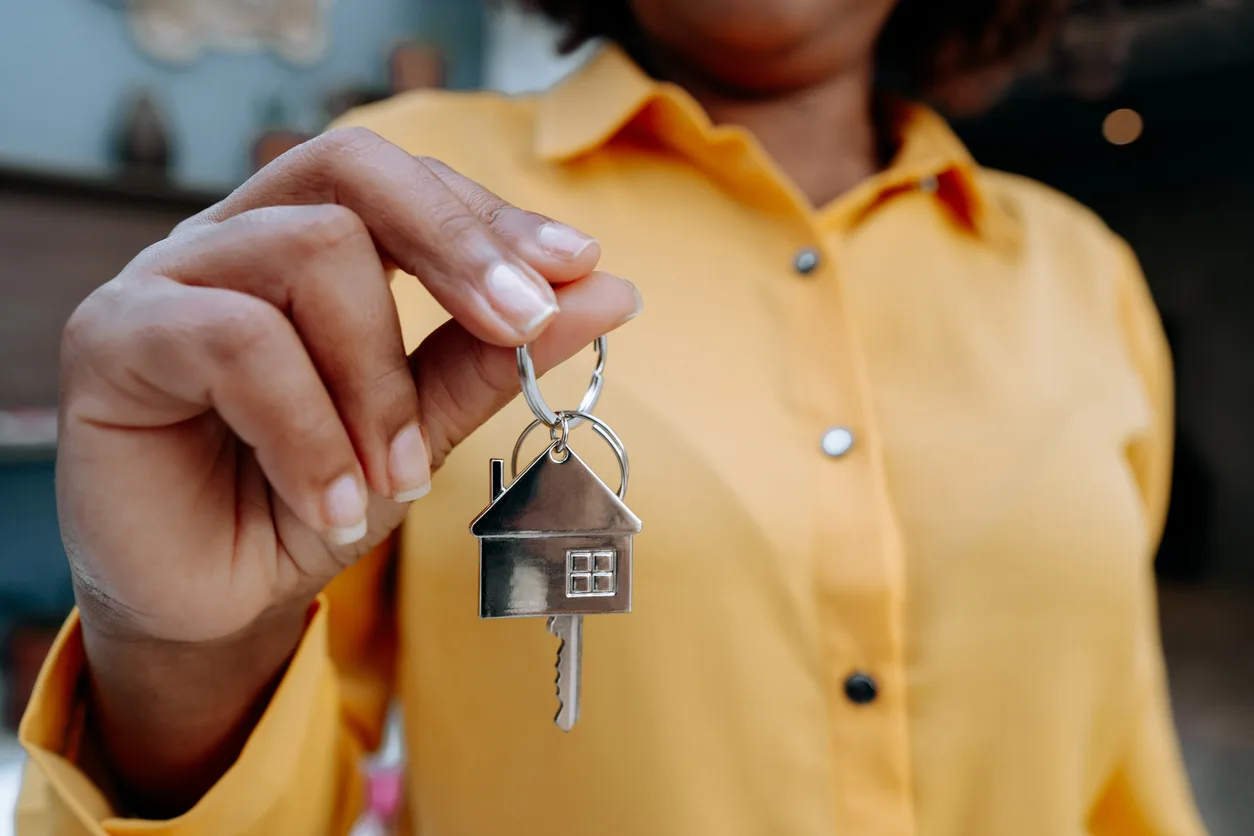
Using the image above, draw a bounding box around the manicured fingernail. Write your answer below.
[325,474,367,544]
[329,521,367,546]
[389,422,430,503]
[619,280,643,324]
[538,223,596,259]
[485,262,559,334]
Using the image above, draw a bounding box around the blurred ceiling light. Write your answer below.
[1102,108,1144,145]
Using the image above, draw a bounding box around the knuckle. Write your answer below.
[231,204,370,267]
[292,127,392,194]
[468,338,517,401]
[414,155,459,183]
[286,204,370,256]
[305,204,370,247]
[200,297,285,369]
[427,340,511,434]
[60,277,147,374]
[419,371,464,456]
[465,190,511,231]
[416,155,513,229]
[316,125,386,158]
[362,361,418,418]
[60,287,112,370]
[280,398,342,454]
[428,200,482,247]
[170,204,222,238]
[170,214,204,238]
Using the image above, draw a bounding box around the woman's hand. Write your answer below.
[54,127,639,813]
[60,127,637,645]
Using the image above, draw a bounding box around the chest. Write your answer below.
[392,170,1156,833]
[548,171,1152,596]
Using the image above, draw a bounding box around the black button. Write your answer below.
[843,672,878,705]
[793,247,821,275]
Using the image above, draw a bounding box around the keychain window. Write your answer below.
[567,549,617,597]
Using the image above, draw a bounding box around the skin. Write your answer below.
[633,0,897,205]
[62,0,897,818]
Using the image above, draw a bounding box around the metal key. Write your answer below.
[547,614,582,731]
[468,340,641,732]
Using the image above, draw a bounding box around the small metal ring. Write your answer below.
[510,410,629,499]
[549,412,571,454]
[517,336,607,428]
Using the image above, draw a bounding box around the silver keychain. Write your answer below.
[470,335,642,731]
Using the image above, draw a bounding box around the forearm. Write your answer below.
[78,598,312,819]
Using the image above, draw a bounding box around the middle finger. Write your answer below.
[159,204,426,501]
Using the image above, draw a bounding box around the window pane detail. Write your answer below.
[566,548,617,597]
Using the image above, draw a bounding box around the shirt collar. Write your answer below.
[535,45,661,162]
[535,45,1020,245]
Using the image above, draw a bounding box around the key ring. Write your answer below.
[516,336,607,429]
[510,410,630,499]
[549,412,571,457]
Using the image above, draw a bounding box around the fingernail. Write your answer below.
[538,223,596,260]
[485,262,559,334]
[389,422,431,503]
[616,280,643,325]
[325,474,368,545]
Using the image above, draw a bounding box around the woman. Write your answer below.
[19,1,1205,834]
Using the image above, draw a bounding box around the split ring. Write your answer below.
[516,336,607,428]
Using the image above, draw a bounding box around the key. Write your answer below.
[469,340,641,731]
[472,446,638,732]
[548,614,582,731]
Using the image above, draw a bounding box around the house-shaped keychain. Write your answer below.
[470,445,642,619]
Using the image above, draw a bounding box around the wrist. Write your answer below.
[80,593,313,725]
[70,562,319,645]
[78,596,315,817]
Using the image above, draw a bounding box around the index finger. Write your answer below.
[178,128,560,346]
[419,157,602,284]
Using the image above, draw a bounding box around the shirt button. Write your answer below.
[819,426,855,458]
[920,174,939,194]
[793,247,821,275]
[844,672,878,705]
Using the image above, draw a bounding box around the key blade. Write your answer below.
[547,615,582,732]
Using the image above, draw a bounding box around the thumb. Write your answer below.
[409,271,641,469]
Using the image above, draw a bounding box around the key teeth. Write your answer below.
[555,650,574,731]
[554,637,566,701]
[549,616,568,727]
[548,615,578,732]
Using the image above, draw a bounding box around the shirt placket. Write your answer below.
[664,113,918,833]
[785,216,915,836]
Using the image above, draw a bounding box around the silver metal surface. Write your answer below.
[548,614,582,732]
[471,441,639,618]
[510,411,629,499]
[566,549,617,597]
[517,336,607,428]
[469,335,640,731]
[476,534,634,618]
[549,411,571,454]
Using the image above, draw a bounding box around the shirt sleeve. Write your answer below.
[16,538,398,836]
[1088,241,1207,835]
[16,101,444,836]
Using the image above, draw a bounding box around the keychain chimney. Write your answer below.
[489,459,505,500]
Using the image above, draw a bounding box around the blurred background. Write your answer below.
[1,0,1252,833]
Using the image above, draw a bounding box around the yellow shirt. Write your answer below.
[19,47,1205,836]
